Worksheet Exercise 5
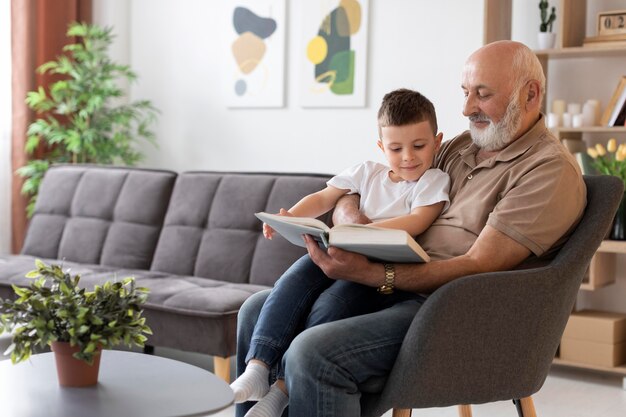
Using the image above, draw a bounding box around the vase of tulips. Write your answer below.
[587,138,626,240]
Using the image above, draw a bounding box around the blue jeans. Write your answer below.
[236,259,427,417]
[246,255,420,380]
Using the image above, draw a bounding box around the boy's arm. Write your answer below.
[373,202,444,237]
[288,186,349,218]
[263,186,349,239]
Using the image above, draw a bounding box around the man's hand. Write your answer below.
[303,235,382,286]
[332,194,371,225]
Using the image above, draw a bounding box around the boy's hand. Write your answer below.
[262,208,293,240]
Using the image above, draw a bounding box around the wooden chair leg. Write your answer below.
[458,404,473,417]
[520,396,537,417]
[391,408,412,417]
[213,356,231,382]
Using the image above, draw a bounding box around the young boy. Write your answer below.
[232,88,450,417]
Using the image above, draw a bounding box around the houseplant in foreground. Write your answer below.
[0,260,152,386]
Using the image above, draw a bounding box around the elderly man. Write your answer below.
[235,40,586,417]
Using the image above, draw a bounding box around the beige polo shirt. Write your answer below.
[416,116,587,261]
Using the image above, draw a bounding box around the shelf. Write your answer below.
[557,127,626,134]
[598,240,626,254]
[535,45,626,59]
[553,357,626,376]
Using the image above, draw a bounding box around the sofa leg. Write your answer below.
[391,409,412,417]
[214,356,231,382]
[143,345,155,355]
[458,404,472,417]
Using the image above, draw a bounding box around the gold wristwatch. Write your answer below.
[377,263,395,295]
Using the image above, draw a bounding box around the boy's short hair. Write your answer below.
[377,88,438,136]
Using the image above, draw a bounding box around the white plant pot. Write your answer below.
[537,32,556,50]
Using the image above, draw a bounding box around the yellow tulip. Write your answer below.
[607,138,617,153]
[618,144,626,155]
[595,143,607,156]
[587,147,599,159]
[617,151,626,162]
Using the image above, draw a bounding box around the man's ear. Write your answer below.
[377,139,384,152]
[525,80,541,110]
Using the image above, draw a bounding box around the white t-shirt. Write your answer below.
[327,161,450,222]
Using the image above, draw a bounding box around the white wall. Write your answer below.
[92,0,626,313]
[96,0,484,175]
[0,0,11,254]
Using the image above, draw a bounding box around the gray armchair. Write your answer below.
[363,175,624,417]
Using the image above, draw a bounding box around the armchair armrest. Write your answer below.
[372,265,578,411]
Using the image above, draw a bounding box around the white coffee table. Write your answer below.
[0,350,234,417]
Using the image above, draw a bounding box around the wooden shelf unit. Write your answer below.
[483,0,626,381]
[552,358,626,376]
[582,240,626,290]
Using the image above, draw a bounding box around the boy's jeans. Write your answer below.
[236,256,426,417]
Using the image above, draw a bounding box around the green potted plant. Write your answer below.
[19,22,158,216]
[538,0,557,49]
[0,260,152,386]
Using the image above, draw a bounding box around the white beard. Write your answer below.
[469,93,522,152]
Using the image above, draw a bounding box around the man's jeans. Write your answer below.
[236,276,427,416]
[246,255,421,379]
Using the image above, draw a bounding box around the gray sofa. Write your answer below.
[0,164,331,377]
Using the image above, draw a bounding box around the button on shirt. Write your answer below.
[416,116,587,261]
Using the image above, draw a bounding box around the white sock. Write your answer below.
[230,361,270,403]
[244,385,289,417]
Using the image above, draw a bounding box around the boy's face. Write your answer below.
[378,121,443,182]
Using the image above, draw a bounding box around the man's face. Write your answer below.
[461,59,523,151]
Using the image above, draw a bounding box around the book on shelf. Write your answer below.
[255,212,430,263]
[601,76,626,126]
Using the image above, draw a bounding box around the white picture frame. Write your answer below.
[223,0,286,108]
[299,0,369,108]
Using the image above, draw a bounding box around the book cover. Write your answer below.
[601,76,626,126]
[255,212,430,263]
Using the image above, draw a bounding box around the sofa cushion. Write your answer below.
[21,165,176,269]
[151,172,332,286]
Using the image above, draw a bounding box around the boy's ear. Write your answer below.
[435,132,443,150]
[377,139,384,151]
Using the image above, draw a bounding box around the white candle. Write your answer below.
[567,102,581,115]
[586,99,600,125]
[572,114,584,128]
[547,112,560,128]
[582,101,596,126]
[562,113,573,128]
[552,99,566,116]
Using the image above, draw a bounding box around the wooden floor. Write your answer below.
[4,343,623,417]
[209,364,626,417]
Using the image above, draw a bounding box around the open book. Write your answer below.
[255,212,430,263]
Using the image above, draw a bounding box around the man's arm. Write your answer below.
[304,224,531,293]
[332,194,371,225]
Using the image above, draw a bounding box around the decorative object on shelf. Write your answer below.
[0,260,152,386]
[601,76,626,127]
[223,0,286,108]
[538,0,557,50]
[584,9,626,47]
[18,23,159,217]
[299,0,369,107]
[582,99,600,126]
[548,99,601,128]
[587,138,626,240]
